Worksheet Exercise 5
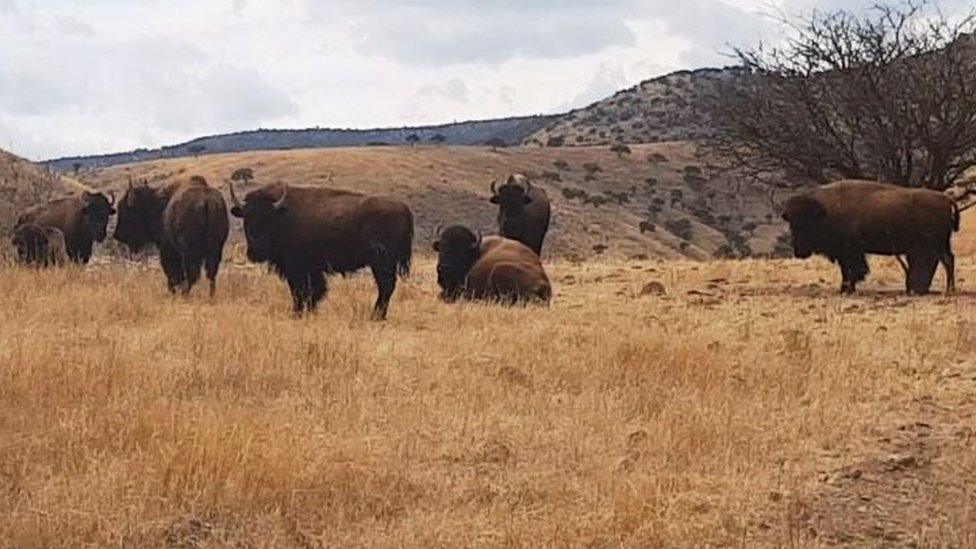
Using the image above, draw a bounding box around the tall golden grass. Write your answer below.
[0,256,973,547]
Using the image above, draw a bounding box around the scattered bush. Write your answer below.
[546,136,565,147]
[582,162,603,174]
[610,143,632,158]
[664,218,693,241]
[540,171,562,182]
[553,160,570,171]
[646,153,668,164]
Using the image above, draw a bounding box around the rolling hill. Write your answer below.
[524,68,732,147]
[44,116,556,172]
[79,142,787,261]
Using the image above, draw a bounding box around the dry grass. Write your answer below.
[80,144,781,260]
[1,255,975,547]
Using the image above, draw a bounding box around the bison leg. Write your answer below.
[906,252,938,296]
[181,257,203,296]
[204,254,222,298]
[838,253,868,295]
[369,262,397,321]
[286,271,327,315]
[939,240,956,295]
[159,246,185,294]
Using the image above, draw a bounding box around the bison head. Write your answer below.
[432,224,482,302]
[11,224,45,264]
[81,190,116,243]
[490,174,533,226]
[113,179,157,252]
[229,182,287,263]
[782,194,828,259]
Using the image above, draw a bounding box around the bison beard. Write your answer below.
[229,182,414,320]
[782,180,957,295]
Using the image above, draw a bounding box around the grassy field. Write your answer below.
[2,254,975,547]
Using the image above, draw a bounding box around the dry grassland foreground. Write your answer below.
[1,255,976,548]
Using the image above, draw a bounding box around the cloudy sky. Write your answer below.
[0,0,969,160]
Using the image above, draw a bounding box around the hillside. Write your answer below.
[525,68,732,147]
[45,116,556,172]
[0,148,82,238]
[80,143,788,260]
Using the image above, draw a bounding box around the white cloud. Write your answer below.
[3,0,949,160]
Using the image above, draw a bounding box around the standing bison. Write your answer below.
[11,223,68,267]
[782,180,958,295]
[114,176,229,296]
[433,225,551,304]
[489,174,551,255]
[228,182,414,320]
[17,191,116,264]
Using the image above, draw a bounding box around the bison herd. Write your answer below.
[7,175,969,314]
[8,173,553,319]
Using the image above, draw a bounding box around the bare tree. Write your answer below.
[231,167,255,186]
[405,133,421,147]
[485,137,508,152]
[705,2,976,190]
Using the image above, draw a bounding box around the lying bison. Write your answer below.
[489,174,551,255]
[433,225,551,304]
[229,182,413,319]
[17,191,116,264]
[782,180,958,295]
[114,176,229,296]
[11,223,68,267]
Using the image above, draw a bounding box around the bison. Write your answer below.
[433,225,551,304]
[11,223,68,267]
[114,176,229,296]
[782,180,958,295]
[228,182,414,319]
[17,191,116,264]
[489,174,551,255]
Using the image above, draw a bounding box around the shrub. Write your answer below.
[664,218,693,241]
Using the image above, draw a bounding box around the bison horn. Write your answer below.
[490,180,497,195]
[433,223,443,240]
[475,230,483,249]
[127,176,134,190]
[272,185,288,211]
[226,179,243,209]
[107,191,116,206]
[524,179,533,193]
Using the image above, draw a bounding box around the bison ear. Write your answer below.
[432,240,440,252]
[231,206,244,218]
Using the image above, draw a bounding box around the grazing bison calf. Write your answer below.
[229,182,414,320]
[782,180,958,295]
[489,174,551,255]
[114,176,229,296]
[11,223,68,267]
[433,225,551,304]
[17,191,116,264]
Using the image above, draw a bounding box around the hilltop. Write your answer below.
[79,142,788,261]
[525,68,733,147]
[43,66,736,172]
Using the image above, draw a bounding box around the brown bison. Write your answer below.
[114,176,229,296]
[433,225,551,304]
[782,180,958,295]
[11,223,68,267]
[17,191,116,264]
[489,174,551,255]
[228,182,414,319]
